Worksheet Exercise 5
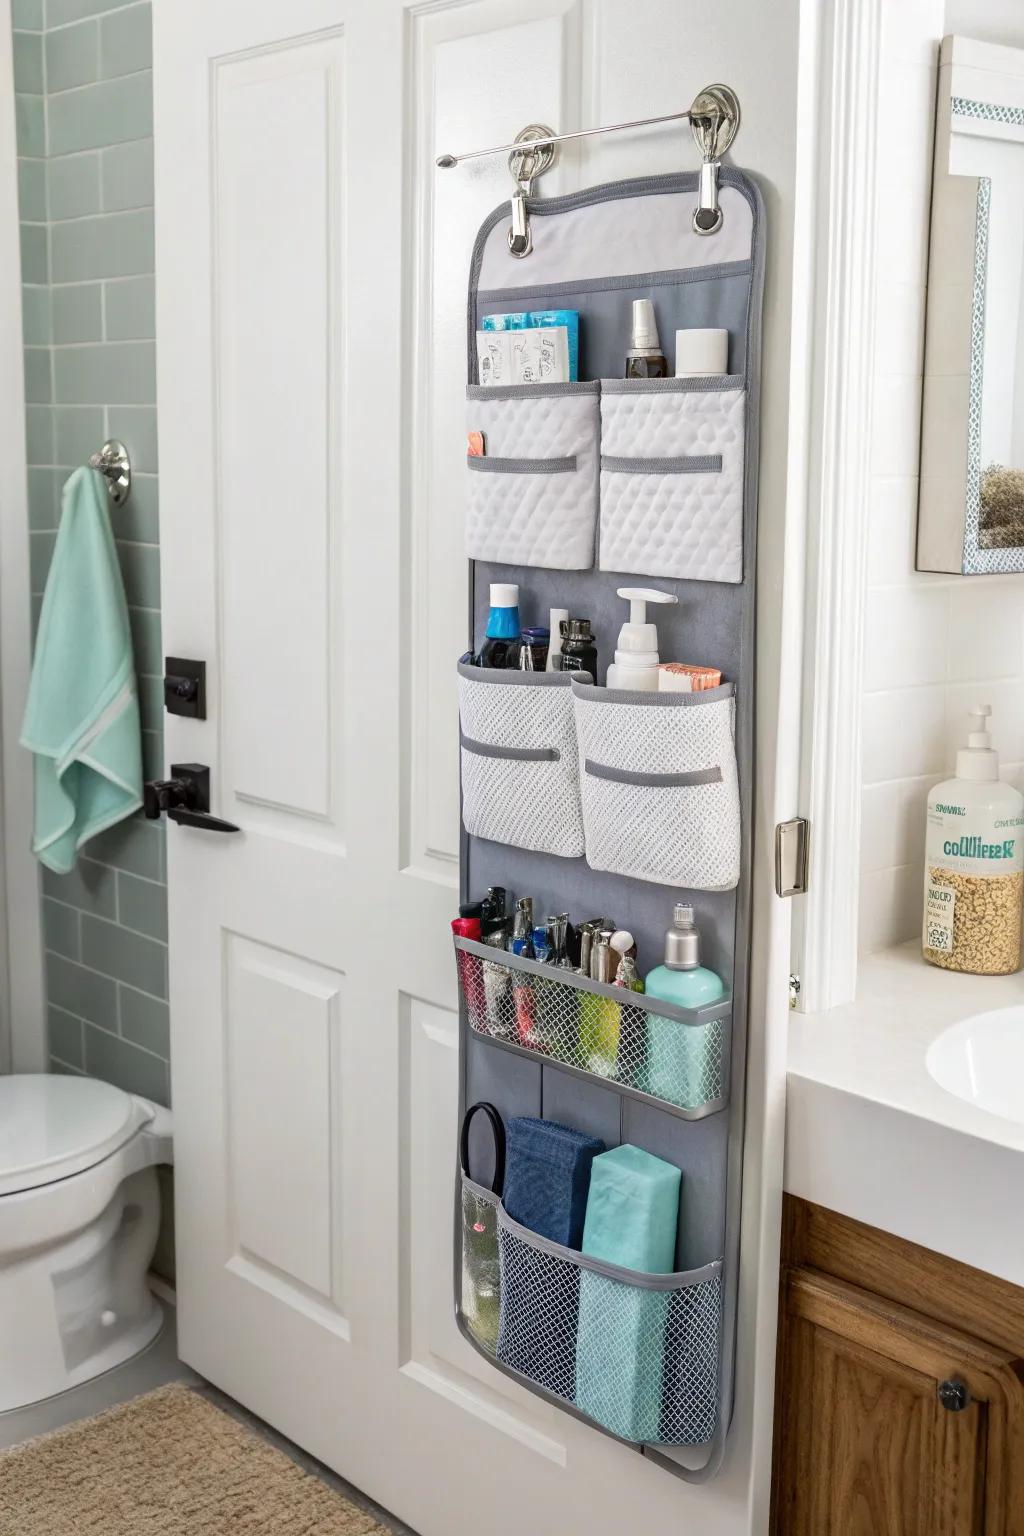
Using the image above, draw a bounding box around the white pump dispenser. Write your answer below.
[956,705,998,782]
[606,587,678,692]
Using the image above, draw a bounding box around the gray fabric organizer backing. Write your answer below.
[455,167,764,1482]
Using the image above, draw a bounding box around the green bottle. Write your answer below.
[578,924,620,1077]
[644,905,725,1109]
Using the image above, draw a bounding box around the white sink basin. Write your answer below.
[927,1005,1024,1124]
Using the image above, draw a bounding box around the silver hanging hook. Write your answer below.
[689,85,741,236]
[506,125,557,259]
[88,439,131,507]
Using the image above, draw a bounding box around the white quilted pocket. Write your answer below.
[458,660,587,858]
[466,383,600,570]
[572,678,740,890]
[599,378,745,583]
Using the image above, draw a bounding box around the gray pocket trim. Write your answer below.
[584,759,722,788]
[468,454,576,475]
[571,677,735,707]
[462,733,559,763]
[466,380,600,401]
[496,1202,723,1291]
[458,657,591,688]
[477,260,752,307]
[602,374,745,395]
[601,454,722,475]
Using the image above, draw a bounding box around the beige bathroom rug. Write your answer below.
[0,1383,392,1535]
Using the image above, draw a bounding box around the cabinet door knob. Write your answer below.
[938,1378,970,1412]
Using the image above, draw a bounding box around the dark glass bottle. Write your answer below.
[558,617,598,679]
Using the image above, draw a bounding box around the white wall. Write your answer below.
[859,0,1024,954]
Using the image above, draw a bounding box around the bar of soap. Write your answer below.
[658,662,722,693]
[580,1143,680,1273]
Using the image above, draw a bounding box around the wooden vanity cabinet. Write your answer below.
[771,1197,1024,1536]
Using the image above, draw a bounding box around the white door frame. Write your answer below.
[0,0,46,1075]
[791,0,885,1015]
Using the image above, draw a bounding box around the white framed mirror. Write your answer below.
[918,36,1024,574]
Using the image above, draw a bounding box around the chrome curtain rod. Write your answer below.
[435,107,699,170]
[434,85,741,250]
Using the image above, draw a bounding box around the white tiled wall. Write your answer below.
[860,0,1024,954]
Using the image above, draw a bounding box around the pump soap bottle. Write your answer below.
[605,588,678,692]
[644,905,725,1109]
[923,705,1024,975]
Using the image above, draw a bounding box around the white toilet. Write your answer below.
[0,1073,173,1413]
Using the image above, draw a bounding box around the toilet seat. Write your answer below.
[0,1074,153,1197]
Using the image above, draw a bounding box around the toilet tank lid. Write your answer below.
[0,1075,153,1196]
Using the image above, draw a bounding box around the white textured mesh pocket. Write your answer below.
[466,384,599,569]
[495,1208,722,1446]
[573,682,740,889]
[599,381,745,583]
[459,664,585,857]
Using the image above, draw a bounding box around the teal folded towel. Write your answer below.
[21,467,142,873]
[575,1145,681,1442]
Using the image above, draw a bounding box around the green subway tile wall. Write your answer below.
[12,1,169,1111]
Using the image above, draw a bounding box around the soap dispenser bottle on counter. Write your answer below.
[606,588,678,692]
[923,705,1024,975]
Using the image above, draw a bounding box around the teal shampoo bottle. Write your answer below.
[644,904,725,1109]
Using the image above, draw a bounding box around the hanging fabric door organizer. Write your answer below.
[453,165,764,1484]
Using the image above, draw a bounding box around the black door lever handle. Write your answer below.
[144,763,239,834]
[167,805,239,833]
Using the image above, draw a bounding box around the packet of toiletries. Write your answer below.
[482,310,579,380]
[481,312,529,331]
[526,310,579,381]
[476,330,513,386]
[658,663,722,693]
[509,326,570,384]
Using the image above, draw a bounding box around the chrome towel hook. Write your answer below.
[507,125,558,259]
[88,439,131,507]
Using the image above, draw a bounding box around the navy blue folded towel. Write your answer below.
[502,1117,605,1248]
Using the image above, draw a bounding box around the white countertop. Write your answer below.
[786,942,1024,1286]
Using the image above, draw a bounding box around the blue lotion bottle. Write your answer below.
[644,905,725,1109]
[477,582,521,669]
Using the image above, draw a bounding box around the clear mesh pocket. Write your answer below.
[572,679,741,891]
[460,1176,501,1356]
[496,1207,722,1446]
[453,937,730,1116]
[458,661,586,857]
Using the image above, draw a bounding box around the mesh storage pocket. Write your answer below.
[496,1206,723,1446]
[460,1175,501,1356]
[599,377,746,583]
[572,679,741,890]
[458,661,586,857]
[465,383,600,569]
[452,936,731,1115]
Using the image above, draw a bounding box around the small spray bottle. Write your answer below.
[625,299,668,379]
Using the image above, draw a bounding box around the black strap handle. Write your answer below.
[460,1102,505,1195]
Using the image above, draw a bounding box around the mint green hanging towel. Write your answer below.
[20,466,143,874]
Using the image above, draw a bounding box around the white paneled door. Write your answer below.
[154,2,801,1531]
